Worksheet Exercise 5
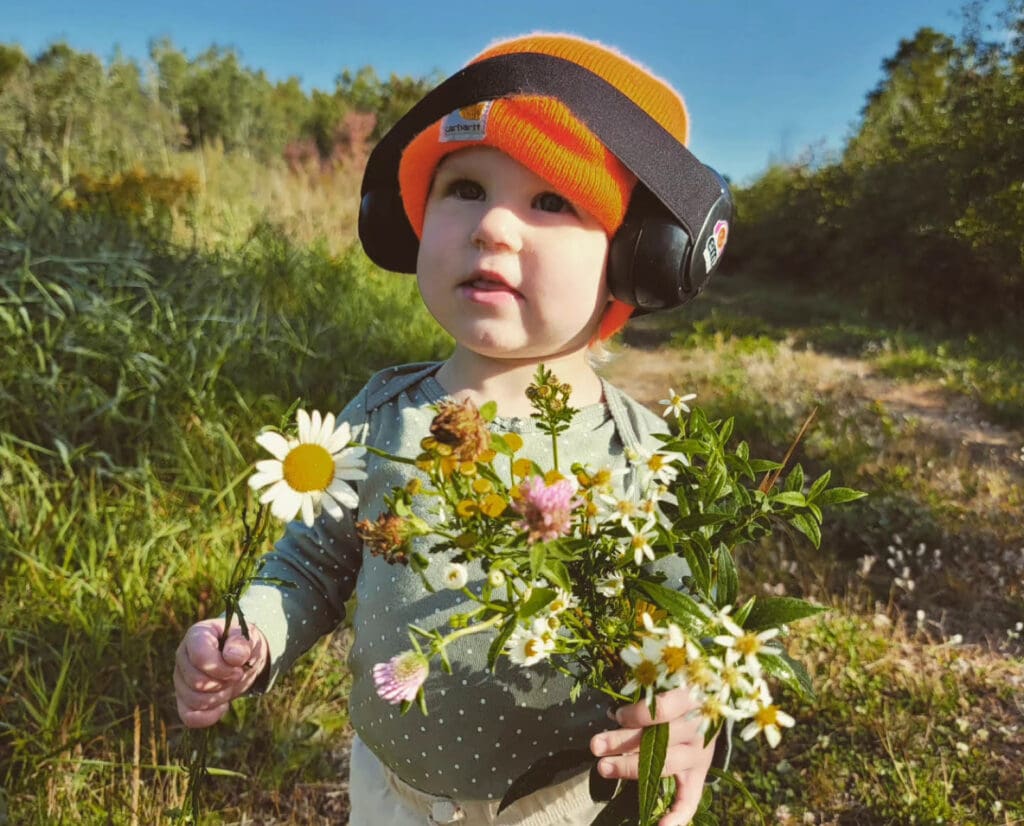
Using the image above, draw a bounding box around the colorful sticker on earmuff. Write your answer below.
[702,219,729,272]
[440,101,494,143]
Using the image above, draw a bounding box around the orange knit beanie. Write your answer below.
[397,33,690,340]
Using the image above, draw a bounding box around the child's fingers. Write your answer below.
[592,738,713,780]
[589,716,699,759]
[174,650,238,697]
[175,690,231,729]
[612,686,699,728]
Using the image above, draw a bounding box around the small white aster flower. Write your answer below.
[692,685,742,738]
[442,562,469,590]
[620,636,668,705]
[595,571,625,597]
[660,388,697,418]
[713,615,782,675]
[635,447,689,486]
[739,683,795,748]
[487,569,506,588]
[617,519,658,566]
[249,410,367,526]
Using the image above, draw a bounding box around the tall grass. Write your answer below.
[0,155,447,824]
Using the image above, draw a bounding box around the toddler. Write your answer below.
[174,32,730,826]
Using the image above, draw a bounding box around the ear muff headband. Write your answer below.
[359,51,732,309]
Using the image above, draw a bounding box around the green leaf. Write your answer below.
[772,491,807,507]
[498,749,594,814]
[674,513,730,531]
[807,469,831,500]
[487,616,517,671]
[760,650,816,701]
[815,487,868,506]
[517,587,556,620]
[749,459,782,473]
[682,543,711,595]
[744,597,826,630]
[785,463,804,492]
[489,433,514,456]
[789,512,822,548]
[638,722,669,826]
[635,581,706,636]
[529,544,546,583]
[715,544,738,608]
[540,559,572,593]
[479,400,498,421]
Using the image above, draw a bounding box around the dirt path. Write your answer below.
[601,338,1022,461]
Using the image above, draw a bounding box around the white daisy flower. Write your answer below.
[660,389,697,418]
[442,562,469,590]
[544,588,579,617]
[249,409,367,527]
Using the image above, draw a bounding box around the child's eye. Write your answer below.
[533,192,575,214]
[446,178,485,200]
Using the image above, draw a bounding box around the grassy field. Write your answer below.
[1,150,1022,825]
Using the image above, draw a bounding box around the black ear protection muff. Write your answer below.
[358,52,733,311]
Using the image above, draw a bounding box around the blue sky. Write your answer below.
[6,0,970,183]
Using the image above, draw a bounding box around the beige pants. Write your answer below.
[347,735,607,826]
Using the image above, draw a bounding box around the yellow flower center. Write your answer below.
[661,645,687,674]
[754,705,780,728]
[736,633,761,657]
[647,454,665,471]
[282,443,334,492]
[634,659,659,687]
[525,639,542,657]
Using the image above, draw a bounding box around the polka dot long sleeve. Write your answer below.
[238,363,690,799]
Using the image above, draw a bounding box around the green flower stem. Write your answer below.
[361,444,419,465]
[433,612,505,652]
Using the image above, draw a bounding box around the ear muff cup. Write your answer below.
[608,187,694,311]
[357,53,734,310]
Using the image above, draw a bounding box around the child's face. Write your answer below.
[416,147,610,363]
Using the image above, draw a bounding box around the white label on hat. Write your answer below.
[439,101,493,143]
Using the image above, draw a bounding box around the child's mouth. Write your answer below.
[460,272,522,302]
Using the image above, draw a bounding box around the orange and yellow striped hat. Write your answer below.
[397,33,690,340]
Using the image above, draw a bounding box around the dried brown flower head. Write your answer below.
[429,399,491,462]
[357,513,411,564]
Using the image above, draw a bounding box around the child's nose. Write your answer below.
[470,205,523,252]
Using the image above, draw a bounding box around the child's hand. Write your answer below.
[173,618,269,728]
[589,686,716,826]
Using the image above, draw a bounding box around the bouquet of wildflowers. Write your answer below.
[352,366,863,825]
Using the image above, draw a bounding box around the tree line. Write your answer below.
[0,37,436,175]
[725,1,1024,329]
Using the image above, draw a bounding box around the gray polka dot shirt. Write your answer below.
[238,362,690,799]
